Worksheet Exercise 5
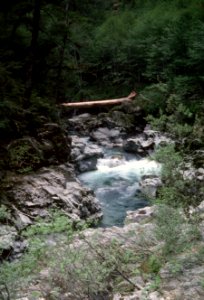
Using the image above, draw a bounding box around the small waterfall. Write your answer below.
[79,152,161,227]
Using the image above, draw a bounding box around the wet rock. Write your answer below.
[90,127,122,147]
[139,177,162,198]
[196,168,204,181]
[192,150,204,168]
[143,127,173,148]
[68,113,91,125]
[113,291,142,300]
[68,113,96,134]
[71,135,104,172]
[123,136,155,156]
[123,128,173,156]
[149,291,164,300]
[76,158,98,173]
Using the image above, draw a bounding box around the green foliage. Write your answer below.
[22,210,73,237]
[153,144,183,174]
[0,236,46,299]
[137,83,169,114]
[146,113,168,132]
[167,259,183,276]
[0,0,203,142]
[108,111,135,129]
[0,205,11,223]
[155,205,201,256]
[200,278,204,289]
[0,211,75,298]
[140,253,163,287]
[8,139,42,173]
[153,144,203,212]
[146,275,161,292]
[147,255,162,274]
[42,237,140,298]
[0,214,141,299]
[147,109,193,140]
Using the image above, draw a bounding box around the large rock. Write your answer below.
[71,135,104,172]
[0,225,18,251]
[90,127,122,147]
[159,257,204,300]
[196,168,204,181]
[68,113,100,135]
[125,206,156,225]
[99,110,136,131]
[143,127,173,148]
[123,129,173,156]
[139,177,162,198]
[123,135,155,156]
[2,164,102,229]
[37,122,71,164]
[0,225,27,260]
[7,123,71,173]
[193,150,204,168]
[67,109,143,136]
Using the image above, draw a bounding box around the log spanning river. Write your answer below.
[79,150,161,227]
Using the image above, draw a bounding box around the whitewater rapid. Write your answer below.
[79,154,161,227]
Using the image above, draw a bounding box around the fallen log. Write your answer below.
[61,91,137,108]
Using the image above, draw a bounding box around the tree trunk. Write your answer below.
[24,0,41,105]
[61,91,137,108]
[55,1,69,103]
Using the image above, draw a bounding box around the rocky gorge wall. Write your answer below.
[0,103,154,259]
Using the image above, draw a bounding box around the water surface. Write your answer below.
[79,151,160,227]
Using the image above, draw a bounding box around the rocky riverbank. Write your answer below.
[1,106,204,300]
[0,107,186,260]
[0,104,165,258]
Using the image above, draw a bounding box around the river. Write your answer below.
[79,149,161,227]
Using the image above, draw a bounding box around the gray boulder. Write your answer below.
[125,206,156,225]
[143,127,173,148]
[0,225,18,251]
[139,177,162,198]
[123,136,155,155]
[68,113,100,135]
[71,135,104,172]
[90,127,122,147]
[123,128,173,156]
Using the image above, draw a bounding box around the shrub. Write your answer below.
[0,212,141,299]
[155,205,201,256]
[153,144,203,213]
[7,138,43,173]
[0,205,11,223]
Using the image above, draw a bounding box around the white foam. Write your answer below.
[79,157,161,188]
